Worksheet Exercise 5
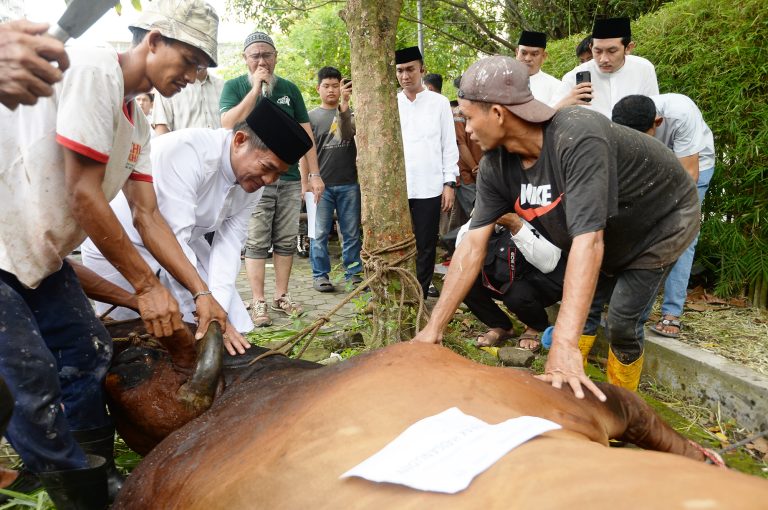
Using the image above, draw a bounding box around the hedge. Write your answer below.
[544,0,768,306]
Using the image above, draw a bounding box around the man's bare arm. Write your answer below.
[220,73,266,128]
[63,149,182,338]
[678,154,699,183]
[537,230,606,401]
[220,88,259,128]
[122,179,228,339]
[68,258,139,312]
[412,224,494,343]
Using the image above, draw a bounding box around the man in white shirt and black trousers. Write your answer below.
[395,46,459,298]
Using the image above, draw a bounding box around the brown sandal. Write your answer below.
[518,332,542,353]
[475,328,514,348]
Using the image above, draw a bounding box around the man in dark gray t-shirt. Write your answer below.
[413,57,698,401]
[307,66,362,292]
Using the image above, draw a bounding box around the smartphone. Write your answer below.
[341,78,352,88]
[575,71,591,102]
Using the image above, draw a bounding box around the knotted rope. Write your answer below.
[247,233,427,366]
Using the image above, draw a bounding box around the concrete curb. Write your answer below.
[595,331,768,432]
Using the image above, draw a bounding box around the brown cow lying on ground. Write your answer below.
[106,327,768,510]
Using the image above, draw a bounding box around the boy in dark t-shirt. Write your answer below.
[307,66,362,291]
[413,57,698,399]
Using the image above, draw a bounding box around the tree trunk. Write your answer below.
[341,0,424,345]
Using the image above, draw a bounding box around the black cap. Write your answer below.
[518,30,547,48]
[592,17,631,39]
[245,99,312,165]
[395,46,423,64]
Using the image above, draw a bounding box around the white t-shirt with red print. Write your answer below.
[0,45,152,288]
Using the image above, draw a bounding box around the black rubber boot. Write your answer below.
[37,454,108,510]
[71,426,125,503]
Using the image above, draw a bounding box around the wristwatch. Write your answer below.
[308,173,321,178]
[443,181,456,189]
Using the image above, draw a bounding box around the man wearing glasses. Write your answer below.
[220,32,323,327]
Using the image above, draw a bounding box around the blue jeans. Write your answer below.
[310,184,362,280]
[0,262,112,473]
[661,168,714,317]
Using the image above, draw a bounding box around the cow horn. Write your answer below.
[176,321,224,412]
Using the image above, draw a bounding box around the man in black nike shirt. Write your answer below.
[413,56,699,400]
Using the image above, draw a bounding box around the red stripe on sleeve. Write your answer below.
[128,172,153,183]
[55,134,110,164]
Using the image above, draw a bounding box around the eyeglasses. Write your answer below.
[246,51,277,62]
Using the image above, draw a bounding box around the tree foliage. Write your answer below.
[228,0,669,54]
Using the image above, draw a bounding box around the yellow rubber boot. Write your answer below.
[606,348,644,392]
[578,334,596,368]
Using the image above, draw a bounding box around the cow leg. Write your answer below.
[596,382,706,461]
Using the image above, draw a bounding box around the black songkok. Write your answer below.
[245,98,312,165]
[395,46,423,64]
[592,17,631,39]
[518,30,547,48]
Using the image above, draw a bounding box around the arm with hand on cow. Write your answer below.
[412,223,495,344]
[121,178,228,341]
[68,258,139,312]
[536,231,607,402]
[205,199,257,356]
[63,148,185,340]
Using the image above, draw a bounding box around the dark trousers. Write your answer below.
[409,195,442,297]
[584,266,670,363]
[0,261,112,473]
[463,270,563,332]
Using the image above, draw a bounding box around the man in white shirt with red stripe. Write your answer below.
[0,1,225,506]
[395,45,459,298]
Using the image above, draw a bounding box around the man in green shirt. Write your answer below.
[220,31,323,326]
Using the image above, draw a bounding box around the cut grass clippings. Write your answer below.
[649,298,768,376]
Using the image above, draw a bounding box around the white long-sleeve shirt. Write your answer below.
[456,219,561,274]
[553,55,659,118]
[398,88,459,199]
[82,128,261,331]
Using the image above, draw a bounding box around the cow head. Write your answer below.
[105,321,224,455]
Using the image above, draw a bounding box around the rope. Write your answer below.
[247,233,427,366]
[99,304,118,321]
[715,428,768,455]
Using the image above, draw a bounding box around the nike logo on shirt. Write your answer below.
[514,183,564,221]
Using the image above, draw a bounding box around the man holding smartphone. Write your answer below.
[308,66,363,292]
[552,17,658,117]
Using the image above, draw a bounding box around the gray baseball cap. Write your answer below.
[129,0,219,67]
[458,56,555,123]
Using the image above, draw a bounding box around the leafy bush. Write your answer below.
[545,0,768,306]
